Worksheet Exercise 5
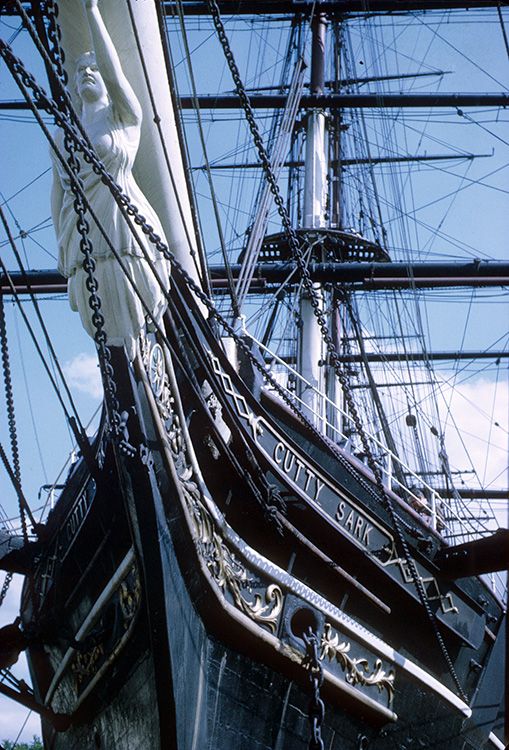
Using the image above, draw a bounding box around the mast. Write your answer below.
[326,19,343,438]
[298,13,327,425]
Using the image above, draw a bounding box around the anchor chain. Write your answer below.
[203,1,467,702]
[45,0,68,100]
[206,0,381,480]
[0,32,465,698]
[0,573,13,608]
[0,298,28,550]
[60,136,123,439]
[0,295,26,606]
[36,2,122,439]
[302,626,325,750]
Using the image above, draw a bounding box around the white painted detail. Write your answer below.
[221,337,239,372]
[303,111,327,229]
[488,732,505,749]
[199,351,472,718]
[299,289,325,426]
[222,515,472,718]
[52,0,205,355]
[201,472,473,719]
[45,547,135,704]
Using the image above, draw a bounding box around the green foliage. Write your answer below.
[1,736,43,750]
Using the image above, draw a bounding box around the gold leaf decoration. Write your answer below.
[181,480,283,633]
[142,332,283,634]
[320,623,395,700]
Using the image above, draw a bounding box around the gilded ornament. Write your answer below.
[71,643,105,688]
[320,623,395,700]
[142,335,283,633]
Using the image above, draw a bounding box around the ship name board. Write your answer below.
[335,500,374,547]
[264,430,390,552]
[207,353,391,554]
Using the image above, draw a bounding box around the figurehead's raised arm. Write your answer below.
[84,0,142,125]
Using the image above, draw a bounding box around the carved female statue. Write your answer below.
[51,0,171,358]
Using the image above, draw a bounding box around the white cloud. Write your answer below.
[64,353,103,399]
[437,375,508,491]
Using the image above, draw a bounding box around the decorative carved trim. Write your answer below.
[208,351,460,622]
[70,562,142,694]
[320,623,395,701]
[382,555,459,615]
[181,478,282,632]
[140,331,283,633]
[141,331,401,699]
[72,644,105,688]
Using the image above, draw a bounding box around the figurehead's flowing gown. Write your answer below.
[52,107,171,358]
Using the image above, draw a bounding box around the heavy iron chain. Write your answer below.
[0,34,466,700]
[206,0,406,514]
[22,0,123,438]
[0,295,26,607]
[0,31,378,515]
[204,1,467,701]
[302,626,325,750]
[60,136,123,439]
[0,298,28,549]
[54,10,121,439]
[45,0,67,99]
[0,300,22,492]
[0,573,13,608]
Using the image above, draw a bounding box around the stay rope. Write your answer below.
[204,0,467,701]
[0,12,466,701]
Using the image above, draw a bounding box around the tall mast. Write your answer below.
[303,14,327,230]
[327,19,343,439]
[298,14,327,425]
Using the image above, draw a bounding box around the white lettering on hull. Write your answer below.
[273,442,374,548]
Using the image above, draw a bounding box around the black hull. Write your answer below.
[18,288,505,750]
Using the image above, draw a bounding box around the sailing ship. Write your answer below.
[0,0,507,748]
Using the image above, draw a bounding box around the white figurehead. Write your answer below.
[51,0,171,359]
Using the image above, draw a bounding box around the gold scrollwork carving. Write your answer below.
[320,623,395,700]
[71,644,105,688]
[142,333,283,634]
[119,568,142,625]
[141,330,183,457]
[181,480,283,633]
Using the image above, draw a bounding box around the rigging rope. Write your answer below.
[0,204,85,433]
[0,218,86,442]
[202,1,468,700]
[497,3,509,60]
[0,23,467,699]
[126,0,211,294]
[173,0,237,313]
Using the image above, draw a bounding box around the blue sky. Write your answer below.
[1,5,508,742]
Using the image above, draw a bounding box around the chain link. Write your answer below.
[0,298,28,551]
[0,29,465,699]
[45,0,68,96]
[303,626,325,750]
[0,572,13,608]
[203,1,467,701]
[206,0,378,477]
[48,1,122,436]
[65,138,122,436]
[5,7,122,438]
